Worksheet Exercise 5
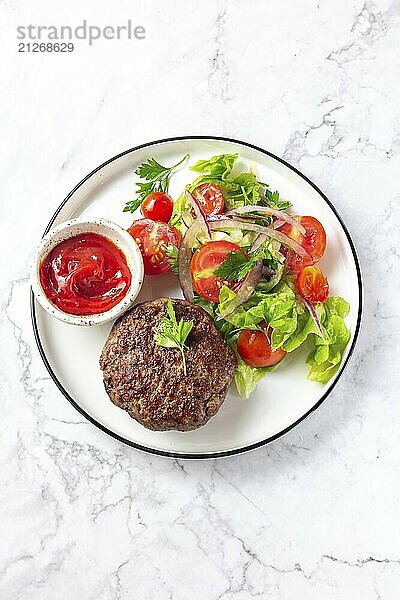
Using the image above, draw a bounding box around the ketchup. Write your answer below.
[39,232,132,316]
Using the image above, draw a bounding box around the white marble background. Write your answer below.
[1,0,400,598]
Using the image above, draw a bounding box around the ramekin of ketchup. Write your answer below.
[32,218,144,325]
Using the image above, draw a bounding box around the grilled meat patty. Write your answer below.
[99,298,237,431]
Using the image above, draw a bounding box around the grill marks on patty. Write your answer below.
[99,298,237,431]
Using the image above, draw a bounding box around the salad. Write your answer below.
[124,153,351,398]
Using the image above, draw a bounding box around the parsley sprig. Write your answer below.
[214,251,257,282]
[123,153,189,213]
[262,189,291,211]
[214,242,280,283]
[154,300,193,376]
[165,245,179,275]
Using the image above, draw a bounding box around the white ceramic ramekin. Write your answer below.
[31,217,144,326]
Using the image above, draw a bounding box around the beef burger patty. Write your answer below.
[99,298,237,431]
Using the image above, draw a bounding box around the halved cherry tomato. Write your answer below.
[141,192,173,223]
[237,322,286,368]
[297,266,329,303]
[193,183,225,216]
[278,216,327,272]
[127,219,181,276]
[190,240,246,302]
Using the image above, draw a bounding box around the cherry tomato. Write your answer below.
[193,183,225,216]
[127,219,181,276]
[297,266,329,303]
[141,192,173,222]
[190,240,246,302]
[237,322,286,368]
[278,216,327,272]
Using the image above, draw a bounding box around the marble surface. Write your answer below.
[1,0,400,598]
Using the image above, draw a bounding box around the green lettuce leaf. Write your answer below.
[218,281,298,349]
[283,307,319,352]
[190,153,238,180]
[193,295,238,344]
[191,154,265,208]
[235,355,280,399]
[216,281,351,393]
[169,191,192,235]
[305,297,350,383]
[224,172,265,209]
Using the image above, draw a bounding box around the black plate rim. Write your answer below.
[30,135,363,459]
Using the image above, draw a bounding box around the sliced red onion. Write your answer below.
[262,266,276,278]
[207,213,236,221]
[219,260,263,319]
[227,206,306,235]
[178,218,201,301]
[249,233,277,280]
[185,190,211,239]
[303,298,325,339]
[273,218,285,229]
[182,210,194,229]
[250,233,268,253]
[209,220,309,258]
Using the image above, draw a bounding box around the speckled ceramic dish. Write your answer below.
[31,136,362,458]
[31,217,144,326]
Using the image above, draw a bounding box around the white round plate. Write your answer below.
[31,137,362,458]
